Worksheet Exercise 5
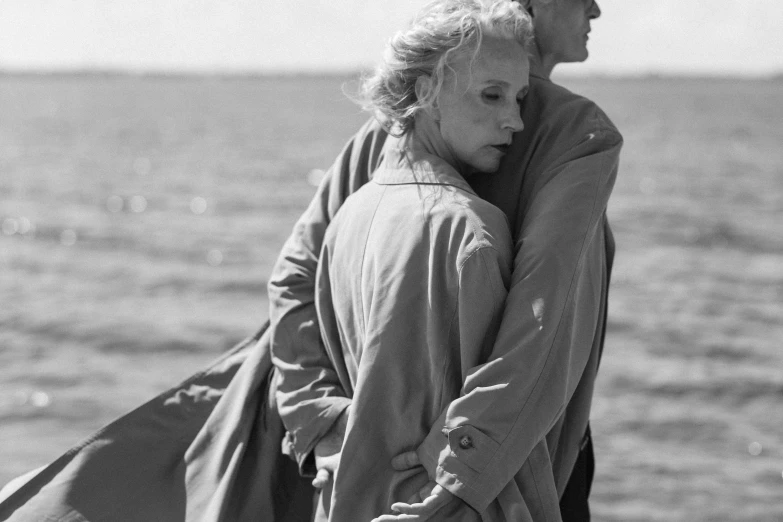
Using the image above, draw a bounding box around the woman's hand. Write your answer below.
[369,451,457,521]
[311,410,348,489]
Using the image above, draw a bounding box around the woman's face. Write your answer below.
[533,0,601,64]
[435,36,529,174]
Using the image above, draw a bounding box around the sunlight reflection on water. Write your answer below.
[17,217,31,234]
[129,195,147,213]
[307,169,325,187]
[30,391,51,408]
[3,217,35,237]
[207,249,223,266]
[2,218,18,235]
[13,391,53,409]
[190,197,207,215]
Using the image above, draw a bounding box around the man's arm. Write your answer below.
[268,118,390,474]
[415,129,622,512]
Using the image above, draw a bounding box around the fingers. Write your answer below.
[372,515,422,522]
[390,501,432,516]
[314,452,340,475]
[390,502,428,517]
[311,467,331,489]
[379,484,454,522]
[391,451,421,471]
[390,484,453,518]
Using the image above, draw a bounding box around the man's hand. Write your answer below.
[312,410,348,489]
[369,450,457,521]
[371,482,455,521]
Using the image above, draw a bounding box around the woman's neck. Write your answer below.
[408,113,465,175]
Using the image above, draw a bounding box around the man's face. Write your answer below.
[533,0,601,64]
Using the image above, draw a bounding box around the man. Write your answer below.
[268,0,621,520]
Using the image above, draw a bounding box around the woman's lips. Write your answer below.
[492,144,510,154]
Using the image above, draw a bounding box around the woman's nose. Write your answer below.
[503,109,524,133]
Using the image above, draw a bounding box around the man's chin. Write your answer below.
[563,49,589,64]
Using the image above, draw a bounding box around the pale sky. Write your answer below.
[0,0,780,76]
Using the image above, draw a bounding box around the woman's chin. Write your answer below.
[470,157,502,175]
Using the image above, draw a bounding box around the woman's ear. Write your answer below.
[415,75,440,121]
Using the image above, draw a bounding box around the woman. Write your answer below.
[269,1,533,520]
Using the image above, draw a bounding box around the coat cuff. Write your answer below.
[281,398,351,476]
[417,422,500,512]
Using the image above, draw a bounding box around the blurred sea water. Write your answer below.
[1,74,782,520]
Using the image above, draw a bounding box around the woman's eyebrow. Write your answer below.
[483,80,529,96]
[483,79,510,87]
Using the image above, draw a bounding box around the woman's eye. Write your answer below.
[482,92,501,102]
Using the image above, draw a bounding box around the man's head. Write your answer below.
[517,0,601,72]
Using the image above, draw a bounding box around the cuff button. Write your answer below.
[458,435,473,449]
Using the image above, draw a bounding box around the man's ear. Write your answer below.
[415,75,440,121]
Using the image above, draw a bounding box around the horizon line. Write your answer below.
[1,67,782,82]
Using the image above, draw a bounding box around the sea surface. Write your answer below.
[1,73,782,520]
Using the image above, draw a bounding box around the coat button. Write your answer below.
[459,435,473,449]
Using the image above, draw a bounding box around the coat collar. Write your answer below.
[373,147,476,196]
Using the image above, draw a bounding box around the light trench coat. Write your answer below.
[310,145,513,521]
[0,76,621,522]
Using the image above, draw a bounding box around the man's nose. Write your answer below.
[588,0,601,19]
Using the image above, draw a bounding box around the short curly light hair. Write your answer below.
[359,0,534,136]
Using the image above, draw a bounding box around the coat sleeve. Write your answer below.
[267,118,389,474]
[416,129,622,512]
[454,243,513,401]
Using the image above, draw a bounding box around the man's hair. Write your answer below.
[358,0,533,136]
